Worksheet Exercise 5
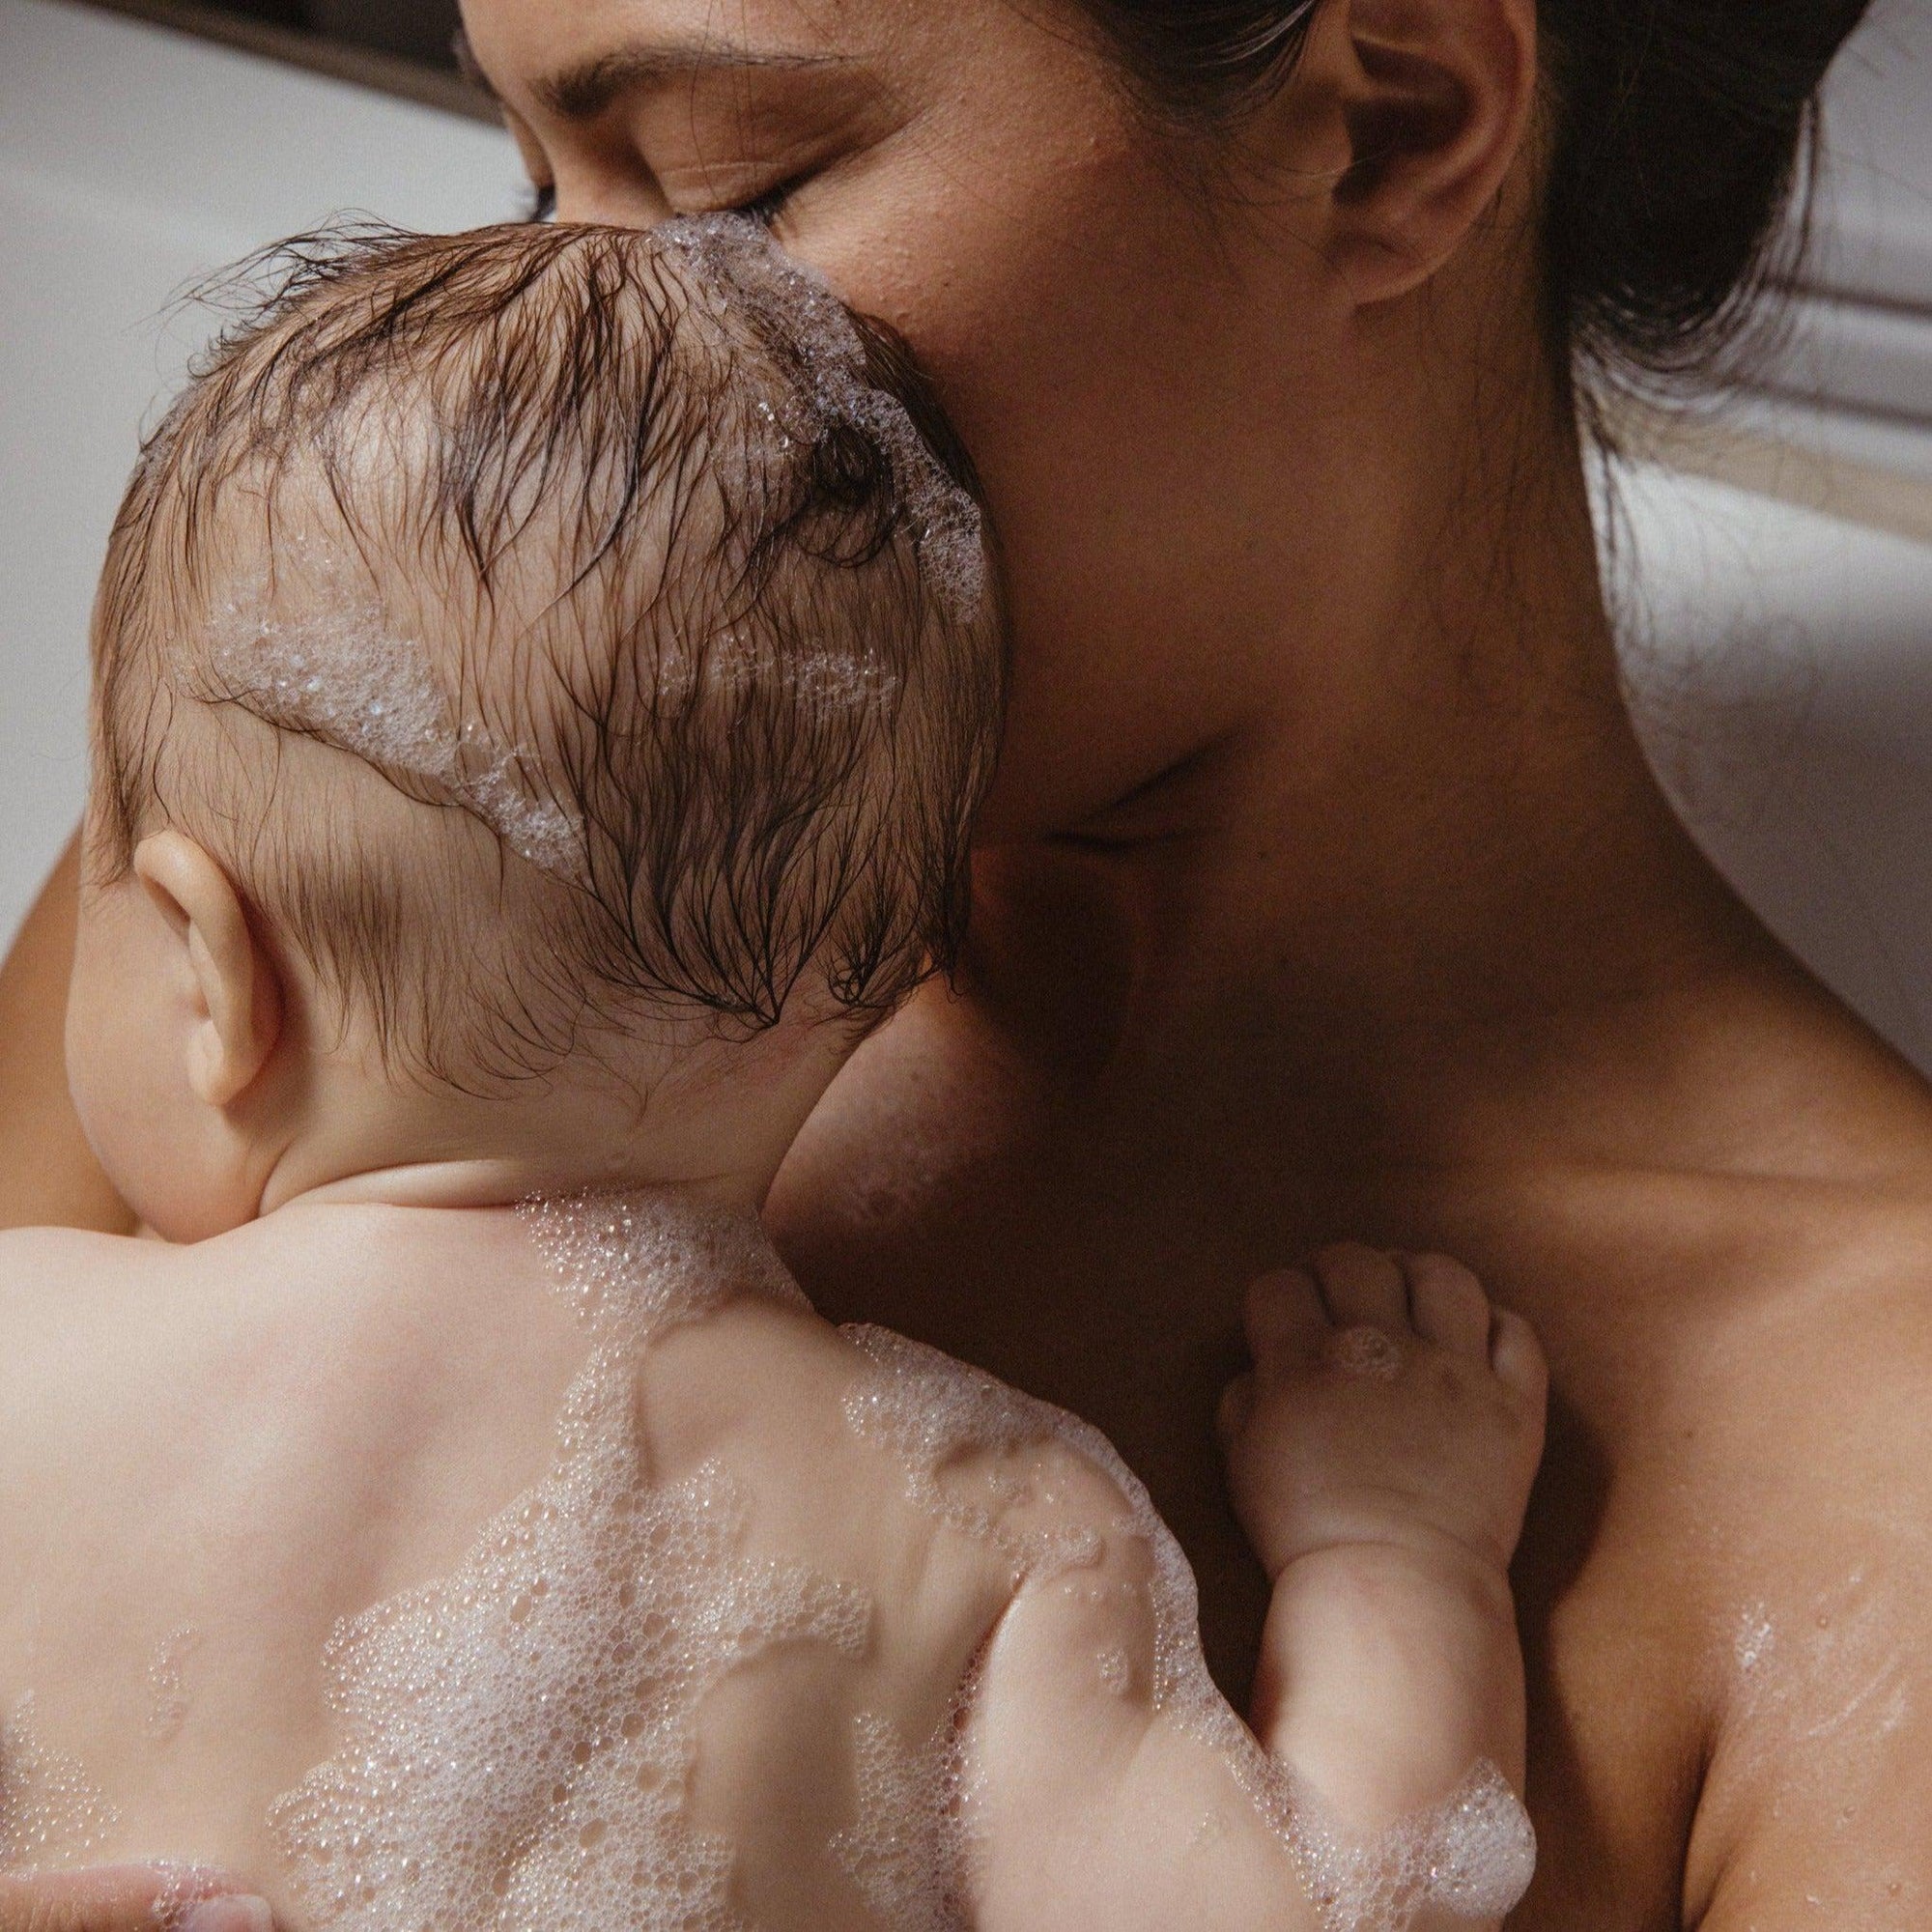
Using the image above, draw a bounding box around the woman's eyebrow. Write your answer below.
[528,39,857,122]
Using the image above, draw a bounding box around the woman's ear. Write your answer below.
[132,831,284,1110]
[1305,0,1538,304]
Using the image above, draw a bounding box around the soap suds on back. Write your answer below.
[830,1678,980,1932]
[4,1187,1530,1930]
[267,1191,867,1932]
[0,1694,122,1868]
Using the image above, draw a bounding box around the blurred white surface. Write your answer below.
[1806,0,1932,312]
[1,0,1929,1077]
[1752,0,1932,469]
[0,0,518,956]
[1609,468,1932,1066]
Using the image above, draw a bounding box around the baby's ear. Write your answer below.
[132,831,284,1109]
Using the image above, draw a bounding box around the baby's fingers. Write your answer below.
[1216,1370,1257,1449]
[1241,1267,1325,1370]
[1489,1305,1549,1414]
[0,1868,273,1932]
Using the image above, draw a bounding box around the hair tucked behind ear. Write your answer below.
[1076,0,1873,408]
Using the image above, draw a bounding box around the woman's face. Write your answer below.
[459,0,1354,836]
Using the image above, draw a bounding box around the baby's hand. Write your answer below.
[1218,1244,1547,1586]
[1216,1245,1548,1918]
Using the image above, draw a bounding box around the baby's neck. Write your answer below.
[249,1024,856,1226]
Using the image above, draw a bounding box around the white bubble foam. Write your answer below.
[145,1626,203,1744]
[831,1679,980,1932]
[268,1190,864,1932]
[658,215,991,628]
[0,1693,122,1868]
[518,1188,810,1339]
[838,1327,1535,1930]
[1287,1762,1538,1929]
[149,1861,243,1932]
[195,568,584,880]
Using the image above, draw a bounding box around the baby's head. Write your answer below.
[69,219,1004,1237]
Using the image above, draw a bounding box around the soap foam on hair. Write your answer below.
[838,1327,1536,1931]
[267,1191,867,1932]
[658,215,991,628]
[194,556,583,880]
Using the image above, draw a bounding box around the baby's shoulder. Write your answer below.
[0,1224,198,1428]
[0,1220,171,1303]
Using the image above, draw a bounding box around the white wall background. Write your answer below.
[2,0,1930,1067]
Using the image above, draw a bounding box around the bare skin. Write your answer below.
[6,0,1930,1923]
[3,799,1542,1928]
[0,1200,1545,1932]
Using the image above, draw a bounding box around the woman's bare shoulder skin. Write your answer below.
[1675,1191,1932,1929]
[1463,1168,1932,1931]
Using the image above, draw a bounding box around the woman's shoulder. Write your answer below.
[1675,1265,1932,1923]
[1524,1157,1932,1482]
[1593,1171,1932,1924]
[1494,1161,1932,1924]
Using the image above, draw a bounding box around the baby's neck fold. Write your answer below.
[246,1018,858,1231]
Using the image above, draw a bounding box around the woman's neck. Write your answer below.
[969,427,1932,1207]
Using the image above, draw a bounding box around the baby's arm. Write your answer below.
[1220,1246,1547,1926]
[965,1501,1337,1932]
[968,1245,1544,1932]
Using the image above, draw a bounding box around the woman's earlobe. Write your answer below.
[132,832,284,1110]
[1320,0,1538,304]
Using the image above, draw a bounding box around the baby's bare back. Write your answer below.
[0,1196,1334,1932]
[0,1208,593,1905]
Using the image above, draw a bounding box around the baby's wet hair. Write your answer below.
[90,219,1005,1086]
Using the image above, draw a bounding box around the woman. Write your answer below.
[5,0,1927,1922]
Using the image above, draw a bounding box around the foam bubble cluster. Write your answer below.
[658,215,991,628]
[0,1693,122,1867]
[267,1190,867,1932]
[145,1626,204,1744]
[519,1188,809,1338]
[1288,1762,1538,1928]
[149,1861,253,1932]
[830,1686,980,1932]
[838,1330,1535,1930]
[843,1327,1111,1589]
[197,568,583,878]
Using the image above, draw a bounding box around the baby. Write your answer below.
[0,219,1547,1932]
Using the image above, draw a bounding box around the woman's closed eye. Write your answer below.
[522,174,795,230]
[469,25,900,239]
[721,178,802,228]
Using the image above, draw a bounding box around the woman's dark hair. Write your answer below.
[1080,0,1874,401]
